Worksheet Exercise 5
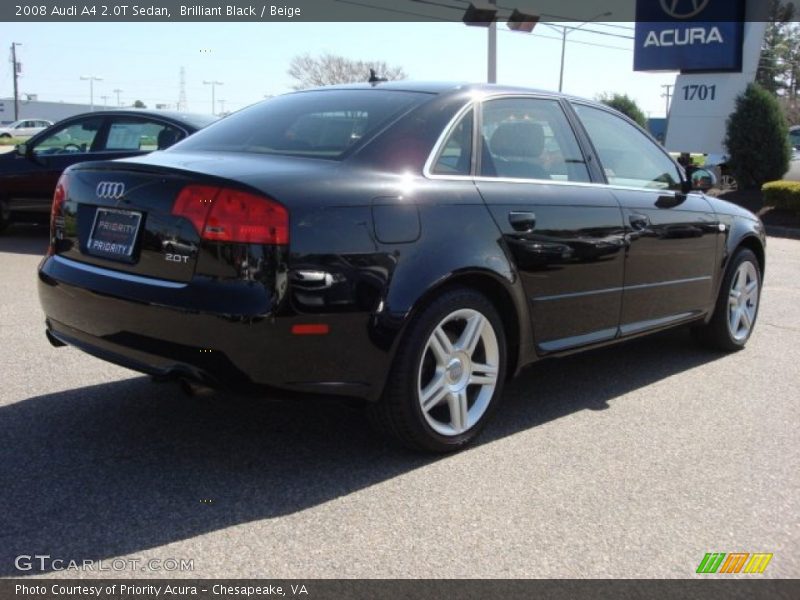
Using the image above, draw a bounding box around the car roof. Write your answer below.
[52,109,217,129]
[293,80,600,106]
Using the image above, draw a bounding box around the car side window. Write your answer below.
[102,119,185,152]
[431,108,473,175]
[573,103,682,191]
[32,118,104,156]
[479,97,590,183]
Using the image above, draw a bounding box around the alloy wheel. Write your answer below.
[417,308,500,437]
[727,261,759,342]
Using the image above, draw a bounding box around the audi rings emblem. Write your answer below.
[659,0,710,19]
[96,181,126,200]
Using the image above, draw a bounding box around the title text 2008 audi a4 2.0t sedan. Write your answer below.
[38,82,765,452]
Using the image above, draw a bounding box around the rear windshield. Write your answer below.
[175,89,431,159]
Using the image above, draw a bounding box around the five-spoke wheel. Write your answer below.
[693,247,761,351]
[727,260,759,343]
[369,287,506,453]
[418,308,500,437]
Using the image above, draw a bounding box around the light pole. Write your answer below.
[487,0,497,84]
[100,95,109,107]
[80,75,102,111]
[113,88,123,106]
[203,80,223,115]
[463,3,543,85]
[542,12,612,92]
[10,42,22,120]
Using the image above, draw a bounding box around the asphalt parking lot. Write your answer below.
[1,224,798,579]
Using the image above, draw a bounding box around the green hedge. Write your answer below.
[762,180,800,210]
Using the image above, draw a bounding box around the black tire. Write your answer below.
[692,248,761,352]
[368,287,507,453]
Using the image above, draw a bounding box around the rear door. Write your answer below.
[571,102,720,334]
[467,96,627,354]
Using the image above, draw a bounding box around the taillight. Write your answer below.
[48,173,68,256]
[172,185,288,245]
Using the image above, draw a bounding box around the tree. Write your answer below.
[132,100,147,109]
[724,83,791,190]
[597,92,648,128]
[757,0,797,95]
[287,53,407,90]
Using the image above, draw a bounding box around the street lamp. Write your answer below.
[203,80,223,115]
[541,12,612,92]
[80,75,103,111]
[463,2,540,84]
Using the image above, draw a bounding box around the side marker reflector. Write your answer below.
[291,324,330,335]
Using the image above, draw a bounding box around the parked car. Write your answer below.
[0,110,216,232]
[0,118,53,139]
[707,125,800,190]
[38,83,765,452]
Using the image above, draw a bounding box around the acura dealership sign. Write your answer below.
[644,0,770,155]
[634,0,746,72]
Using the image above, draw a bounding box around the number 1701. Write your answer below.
[682,85,717,101]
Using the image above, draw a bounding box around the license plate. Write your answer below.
[87,208,142,261]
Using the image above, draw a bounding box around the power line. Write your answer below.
[339,0,633,41]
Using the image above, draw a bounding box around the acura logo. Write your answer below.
[660,0,710,19]
[96,181,126,200]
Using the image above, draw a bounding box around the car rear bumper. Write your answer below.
[38,255,389,400]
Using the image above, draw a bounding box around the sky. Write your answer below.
[2,21,678,117]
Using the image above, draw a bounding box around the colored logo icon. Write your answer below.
[696,553,773,574]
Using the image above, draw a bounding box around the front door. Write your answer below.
[571,103,720,334]
[472,97,627,353]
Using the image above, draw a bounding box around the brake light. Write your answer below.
[172,185,288,245]
[48,173,68,256]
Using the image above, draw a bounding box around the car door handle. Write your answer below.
[629,214,651,230]
[508,211,536,232]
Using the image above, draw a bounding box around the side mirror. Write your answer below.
[690,168,716,192]
[14,143,27,156]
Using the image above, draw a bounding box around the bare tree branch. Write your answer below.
[287,53,408,90]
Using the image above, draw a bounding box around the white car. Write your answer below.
[0,119,53,139]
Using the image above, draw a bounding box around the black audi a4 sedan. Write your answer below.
[0,110,216,232]
[38,82,765,452]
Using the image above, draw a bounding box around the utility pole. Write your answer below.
[100,95,109,107]
[113,88,123,106]
[177,67,188,112]
[203,80,223,115]
[80,75,103,111]
[10,43,21,121]
[661,84,674,117]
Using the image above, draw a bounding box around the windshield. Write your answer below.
[175,89,432,159]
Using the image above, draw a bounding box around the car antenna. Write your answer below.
[368,69,387,85]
